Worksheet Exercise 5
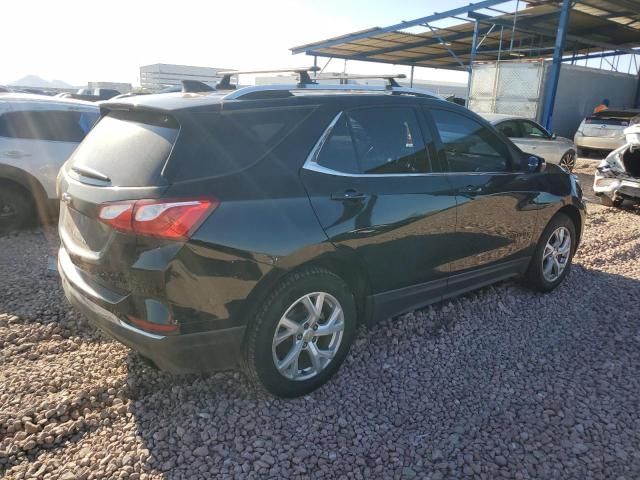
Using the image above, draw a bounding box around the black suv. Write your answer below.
[58,83,585,397]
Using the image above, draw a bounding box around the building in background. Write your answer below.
[139,64,231,92]
[88,81,132,93]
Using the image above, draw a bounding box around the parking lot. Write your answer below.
[1,159,639,480]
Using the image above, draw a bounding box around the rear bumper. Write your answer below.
[574,135,624,151]
[593,170,640,201]
[58,249,245,374]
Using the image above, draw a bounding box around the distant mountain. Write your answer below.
[9,75,75,89]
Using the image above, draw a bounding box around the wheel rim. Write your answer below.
[559,152,575,172]
[272,292,344,381]
[542,226,572,282]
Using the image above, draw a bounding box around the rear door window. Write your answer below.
[315,107,434,175]
[430,108,512,173]
[0,110,99,142]
[315,114,359,174]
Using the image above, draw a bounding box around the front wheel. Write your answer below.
[524,213,575,292]
[243,268,356,397]
[559,151,576,172]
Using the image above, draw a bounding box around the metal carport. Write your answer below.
[291,0,640,131]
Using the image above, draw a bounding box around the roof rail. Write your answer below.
[223,83,441,101]
[216,67,320,90]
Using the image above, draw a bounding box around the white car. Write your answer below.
[479,113,577,172]
[594,124,640,207]
[574,110,639,156]
[0,94,99,232]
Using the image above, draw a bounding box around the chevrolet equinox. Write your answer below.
[58,83,586,397]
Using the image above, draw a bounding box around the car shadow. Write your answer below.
[123,263,640,477]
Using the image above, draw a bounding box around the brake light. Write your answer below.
[98,197,218,240]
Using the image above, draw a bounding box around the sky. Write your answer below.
[0,0,477,87]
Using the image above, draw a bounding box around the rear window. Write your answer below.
[0,110,99,142]
[584,117,630,126]
[69,110,178,187]
[165,106,314,182]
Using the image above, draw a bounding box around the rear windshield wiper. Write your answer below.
[71,165,111,183]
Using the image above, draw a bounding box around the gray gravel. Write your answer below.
[1,190,640,478]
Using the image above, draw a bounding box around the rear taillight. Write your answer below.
[98,197,218,240]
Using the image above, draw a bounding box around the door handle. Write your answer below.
[3,150,31,159]
[458,185,483,195]
[331,189,368,201]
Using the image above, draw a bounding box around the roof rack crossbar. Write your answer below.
[222,83,440,101]
[216,67,320,89]
[314,73,407,88]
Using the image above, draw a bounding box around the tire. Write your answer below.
[524,213,576,293]
[243,267,357,397]
[559,150,576,172]
[0,181,34,234]
[577,147,589,158]
[599,195,623,208]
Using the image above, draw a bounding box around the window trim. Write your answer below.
[304,108,438,178]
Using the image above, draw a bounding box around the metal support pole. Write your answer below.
[410,65,414,87]
[634,64,640,108]
[466,20,480,108]
[541,0,571,131]
[313,56,318,79]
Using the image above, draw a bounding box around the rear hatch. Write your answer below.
[582,111,638,137]
[58,108,179,293]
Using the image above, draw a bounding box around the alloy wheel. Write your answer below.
[542,226,572,282]
[272,292,344,381]
[559,152,575,172]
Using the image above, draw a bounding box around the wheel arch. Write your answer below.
[556,204,583,247]
[0,164,53,220]
[242,247,371,336]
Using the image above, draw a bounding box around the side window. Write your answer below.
[521,121,548,139]
[496,120,522,139]
[315,114,359,174]
[0,110,98,142]
[430,109,512,173]
[347,107,431,174]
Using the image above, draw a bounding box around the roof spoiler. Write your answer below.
[216,67,321,89]
[181,80,215,93]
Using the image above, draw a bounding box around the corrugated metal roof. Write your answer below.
[291,1,640,70]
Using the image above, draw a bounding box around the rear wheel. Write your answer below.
[243,268,356,397]
[524,213,575,292]
[0,182,34,234]
[559,151,576,172]
[599,195,623,208]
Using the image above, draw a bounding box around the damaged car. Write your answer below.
[594,124,640,207]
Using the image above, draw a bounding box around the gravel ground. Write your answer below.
[1,175,640,479]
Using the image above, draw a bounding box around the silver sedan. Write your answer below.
[479,113,577,172]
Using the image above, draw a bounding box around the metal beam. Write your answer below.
[565,49,640,63]
[337,25,495,59]
[541,0,571,131]
[290,0,509,54]
[471,14,640,57]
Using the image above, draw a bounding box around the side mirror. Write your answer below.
[522,155,545,173]
[551,132,557,139]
